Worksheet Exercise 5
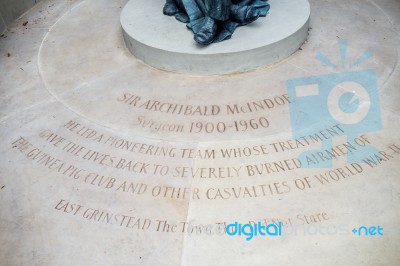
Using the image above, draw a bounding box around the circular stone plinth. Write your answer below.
[121,0,310,74]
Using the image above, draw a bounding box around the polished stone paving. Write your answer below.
[0,0,399,265]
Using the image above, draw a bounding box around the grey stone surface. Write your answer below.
[121,0,310,74]
[0,0,41,32]
[0,12,6,33]
[1,0,400,265]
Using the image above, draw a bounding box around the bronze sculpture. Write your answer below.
[163,0,270,45]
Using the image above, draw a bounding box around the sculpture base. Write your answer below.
[121,0,310,74]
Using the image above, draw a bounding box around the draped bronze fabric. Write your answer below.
[163,0,270,45]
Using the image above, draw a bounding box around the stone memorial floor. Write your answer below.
[0,0,399,265]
